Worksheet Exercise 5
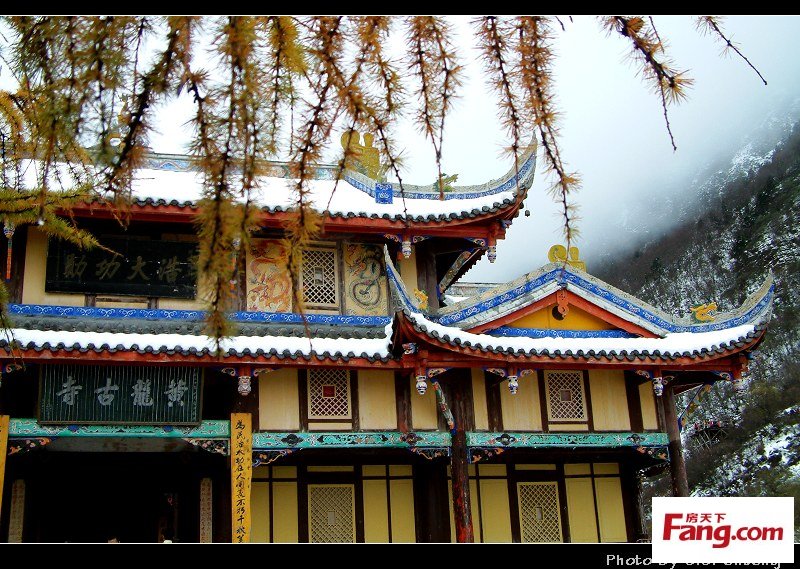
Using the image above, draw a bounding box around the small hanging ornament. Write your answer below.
[487,245,497,263]
[237,375,252,396]
[3,219,14,281]
[652,376,665,397]
[507,375,519,395]
[401,238,412,259]
[415,375,428,395]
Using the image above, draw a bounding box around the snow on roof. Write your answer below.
[3,320,394,361]
[402,306,759,358]
[17,143,535,222]
[433,262,774,335]
[129,167,519,221]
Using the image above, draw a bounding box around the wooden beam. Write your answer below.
[63,202,517,237]
[661,385,689,497]
[0,349,403,369]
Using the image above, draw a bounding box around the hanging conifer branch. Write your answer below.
[406,16,462,200]
[514,16,580,251]
[696,16,768,86]
[603,16,692,152]
[475,16,523,186]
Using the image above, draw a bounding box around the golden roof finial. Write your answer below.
[547,244,586,271]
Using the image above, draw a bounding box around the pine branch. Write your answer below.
[696,16,767,86]
[603,16,692,151]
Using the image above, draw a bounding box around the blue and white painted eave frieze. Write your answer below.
[344,143,536,202]
[7,303,392,328]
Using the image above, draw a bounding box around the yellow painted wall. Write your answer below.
[565,478,599,543]
[589,370,632,431]
[471,369,489,430]
[548,423,589,432]
[390,479,416,543]
[410,377,438,430]
[358,370,397,429]
[397,251,418,296]
[258,368,300,431]
[515,464,557,471]
[363,479,390,542]
[479,479,512,542]
[158,297,205,310]
[22,228,84,306]
[564,463,591,476]
[477,464,506,476]
[639,382,659,430]
[593,463,619,475]
[594,477,627,542]
[500,374,541,431]
[308,422,351,431]
[509,305,614,331]
[272,481,299,543]
[252,482,270,543]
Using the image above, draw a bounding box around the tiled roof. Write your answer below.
[22,143,536,223]
[2,307,393,361]
[385,248,771,362]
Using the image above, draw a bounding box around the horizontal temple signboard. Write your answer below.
[40,365,202,425]
[45,237,198,298]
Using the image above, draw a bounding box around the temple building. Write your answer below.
[0,139,771,542]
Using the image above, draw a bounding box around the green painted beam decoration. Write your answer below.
[252,431,451,450]
[9,418,229,439]
[466,431,668,449]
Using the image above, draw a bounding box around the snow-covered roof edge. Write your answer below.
[1,320,394,361]
[433,263,774,336]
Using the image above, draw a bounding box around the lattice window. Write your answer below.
[518,482,563,543]
[308,484,356,543]
[308,369,351,419]
[544,370,587,421]
[301,247,339,308]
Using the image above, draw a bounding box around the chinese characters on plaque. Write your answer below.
[40,365,201,425]
[231,413,252,543]
[45,237,198,299]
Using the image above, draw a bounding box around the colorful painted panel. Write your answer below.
[252,431,450,450]
[343,243,388,316]
[467,431,668,448]
[246,239,292,312]
[9,418,229,438]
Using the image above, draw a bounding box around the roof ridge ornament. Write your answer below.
[547,244,586,272]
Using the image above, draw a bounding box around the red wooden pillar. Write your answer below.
[450,430,474,543]
[662,384,689,497]
[445,374,474,543]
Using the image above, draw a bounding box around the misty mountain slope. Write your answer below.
[598,120,800,507]
[595,103,800,289]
